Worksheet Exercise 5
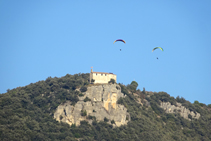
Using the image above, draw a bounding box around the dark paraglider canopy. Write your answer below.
[113,39,126,44]
[113,39,125,51]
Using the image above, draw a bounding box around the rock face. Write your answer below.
[54,84,129,127]
[160,102,200,120]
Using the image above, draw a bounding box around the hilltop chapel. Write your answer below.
[90,68,116,84]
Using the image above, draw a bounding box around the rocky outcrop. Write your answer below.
[54,84,130,127]
[160,102,200,120]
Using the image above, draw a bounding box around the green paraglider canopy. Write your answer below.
[152,47,163,52]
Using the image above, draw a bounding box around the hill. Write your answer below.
[0,73,211,141]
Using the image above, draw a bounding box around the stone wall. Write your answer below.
[54,84,129,127]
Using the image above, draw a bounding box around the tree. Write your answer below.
[188,114,192,120]
[80,86,87,92]
[81,110,87,116]
[194,100,200,105]
[142,87,145,94]
[84,97,91,102]
[1,72,211,141]
[111,120,115,124]
[60,115,63,120]
[131,81,138,87]
[127,81,138,92]
[104,117,109,122]
[108,79,116,84]
[91,79,95,83]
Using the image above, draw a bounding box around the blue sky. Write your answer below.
[0,0,210,104]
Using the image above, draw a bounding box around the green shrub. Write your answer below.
[91,79,95,83]
[142,87,145,94]
[111,120,115,124]
[74,133,80,138]
[79,93,84,97]
[87,115,96,120]
[116,86,120,90]
[80,86,87,92]
[188,114,192,120]
[199,103,206,107]
[127,81,138,92]
[81,110,87,116]
[71,124,76,128]
[60,115,63,120]
[84,97,91,102]
[194,100,200,105]
[108,79,116,84]
[104,117,109,122]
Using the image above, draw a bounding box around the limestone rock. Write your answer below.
[160,101,200,120]
[54,84,129,127]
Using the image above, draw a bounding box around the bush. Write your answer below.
[176,96,186,103]
[150,101,164,115]
[119,84,129,95]
[127,81,138,92]
[60,115,63,120]
[104,117,109,122]
[87,115,96,120]
[142,87,145,94]
[71,124,76,128]
[116,86,120,90]
[188,114,192,120]
[131,81,138,88]
[91,79,95,83]
[84,97,91,102]
[126,116,129,120]
[108,79,116,84]
[194,100,200,105]
[199,103,206,107]
[111,120,115,124]
[81,110,87,116]
[80,86,87,92]
[74,133,80,138]
[80,120,89,125]
[92,120,97,125]
[79,93,84,97]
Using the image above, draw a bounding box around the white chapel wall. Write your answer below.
[90,72,116,84]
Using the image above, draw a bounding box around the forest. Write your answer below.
[0,73,211,141]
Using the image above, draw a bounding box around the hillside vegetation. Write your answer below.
[0,73,211,141]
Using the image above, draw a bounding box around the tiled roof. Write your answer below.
[91,72,116,75]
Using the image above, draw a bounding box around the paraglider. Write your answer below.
[152,47,163,60]
[113,39,126,44]
[152,47,163,52]
[113,39,126,51]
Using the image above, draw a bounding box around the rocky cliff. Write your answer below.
[54,84,130,127]
[160,102,200,120]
